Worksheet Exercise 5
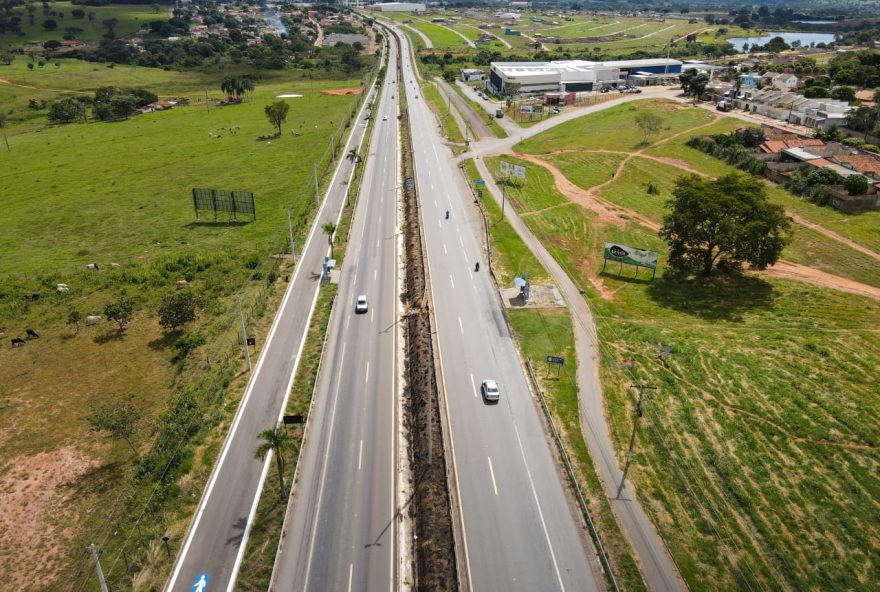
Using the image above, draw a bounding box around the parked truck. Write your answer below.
[495,109,504,118]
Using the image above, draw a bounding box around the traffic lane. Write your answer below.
[409,79,598,591]
[271,89,394,589]
[301,107,400,590]
[172,152,365,590]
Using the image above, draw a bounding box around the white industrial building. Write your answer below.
[366,2,426,12]
[488,59,682,95]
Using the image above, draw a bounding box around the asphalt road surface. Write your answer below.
[396,29,602,592]
[270,37,402,592]
[163,61,379,592]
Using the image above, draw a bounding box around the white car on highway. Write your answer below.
[355,295,368,314]
[481,379,500,402]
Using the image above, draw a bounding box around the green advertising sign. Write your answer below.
[602,242,659,279]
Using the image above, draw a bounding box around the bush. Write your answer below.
[844,174,869,195]
[174,331,205,358]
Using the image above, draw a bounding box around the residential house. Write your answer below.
[770,73,798,90]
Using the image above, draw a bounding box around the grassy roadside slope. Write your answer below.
[482,142,880,591]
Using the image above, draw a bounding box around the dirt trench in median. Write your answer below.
[513,152,880,301]
[400,99,458,588]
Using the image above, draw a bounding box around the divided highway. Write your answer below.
[164,59,379,592]
[396,28,602,591]
[270,37,402,591]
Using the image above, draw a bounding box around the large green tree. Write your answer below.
[679,69,709,103]
[158,290,197,331]
[660,174,792,275]
[264,100,290,136]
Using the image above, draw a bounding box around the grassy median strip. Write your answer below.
[449,82,508,139]
[460,158,648,592]
[420,79,467,150]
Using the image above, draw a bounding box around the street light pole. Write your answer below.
[615,384,656,499]
[237,295,252,372]
[86,544,109,592]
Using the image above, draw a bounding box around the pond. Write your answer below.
[725,31,838,51]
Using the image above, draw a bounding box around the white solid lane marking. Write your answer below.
[438,219,442,228]
[434,199,437,207]
[443,244,447,254]
[450,275,455,289]
[487,457,499,496]
[376,238,379,250]
[375,268,377,281]
[348,563,354,592]
[458,317,463,334]
[512,419,566,591]
[346,314,350,330]
[358,440,364,471]
[371,308,374,324]
[470,373,476,397]
[366,361,370,383]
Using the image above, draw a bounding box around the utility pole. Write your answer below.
[313,163,319,206]
[86,544,109,592]
[615,384,656,499]
[237,295,252,372]
[287,210,295,261]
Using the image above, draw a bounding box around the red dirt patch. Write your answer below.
[0,447,97,590]
[320,87,363,96]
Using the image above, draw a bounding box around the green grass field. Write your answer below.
[0,55,371,590]
[408,20,470,50]
[0,73,362,274]
[485,101,880,590]
[0,0,160,48]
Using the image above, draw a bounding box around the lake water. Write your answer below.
[726,31,838,51]
[792,20,837,25]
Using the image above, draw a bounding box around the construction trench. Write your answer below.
[397,45,459,591]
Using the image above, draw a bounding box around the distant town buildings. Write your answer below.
[366,2,426,12]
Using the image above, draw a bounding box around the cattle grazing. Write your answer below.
[85,315,102,326]
[26,328,40,339]
[0,327,6,337]
[11,338,25,348]
[23,293,40,302]
[86,263,100,270]
[56,283,70,293]
[109,262,120,269]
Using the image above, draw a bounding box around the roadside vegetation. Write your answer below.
[419,78,467,149]
[484,99,880,591]
[0,46,374,590]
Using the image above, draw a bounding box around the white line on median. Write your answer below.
[348,563,354,592]
[487,457,498,496]
[443,244,447,254]
[366,361,370,383]
[470,373,476,397]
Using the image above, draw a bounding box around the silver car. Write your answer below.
[355,295,368,314]
[481,379,500,402]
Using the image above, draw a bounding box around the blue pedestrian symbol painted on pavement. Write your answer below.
[192,573,209,592]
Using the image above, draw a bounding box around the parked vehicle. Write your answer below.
[716,101,732,112]
[495,109,504,118]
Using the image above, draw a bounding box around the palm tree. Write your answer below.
[255,423,291,497]
[346,149,361,165]
[323,221,337,248]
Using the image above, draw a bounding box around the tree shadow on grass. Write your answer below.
[646,272,776,322]
[61,460,127,498]
[148,331,179,351]
[93,329,126,345]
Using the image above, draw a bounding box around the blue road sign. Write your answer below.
[404,178,415,187]
[192,573,209,592]
[476,179,486,186]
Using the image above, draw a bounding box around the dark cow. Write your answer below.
[11,338,25,347]
[24,293,40,302]
[26,328,39,339]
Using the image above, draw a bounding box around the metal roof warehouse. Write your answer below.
[488,59,682,94]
